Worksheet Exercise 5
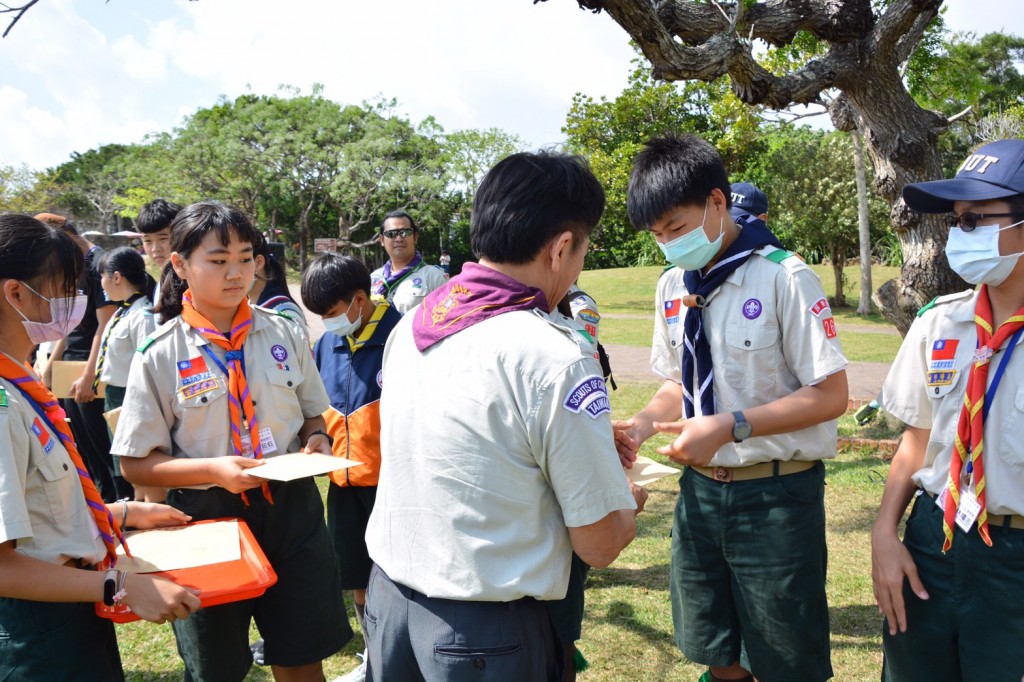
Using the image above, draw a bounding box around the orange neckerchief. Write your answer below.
[0,354,126,568]
[942,285,1024,550]
[180,291,271,504]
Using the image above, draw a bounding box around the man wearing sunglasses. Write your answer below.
[370,211,446,315]
[873,139,1024,682]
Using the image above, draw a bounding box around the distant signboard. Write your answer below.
[314,238,337,253]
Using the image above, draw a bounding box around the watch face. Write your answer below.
[732,413,752,441]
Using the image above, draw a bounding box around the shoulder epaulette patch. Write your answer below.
[916,296,939,318]
[0,384,7,408]
[275,310,294,320]
[662,264,676,273]
[137,337,155,353]
[576,329,595,344]
[764,248,800,264]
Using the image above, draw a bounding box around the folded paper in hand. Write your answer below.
[249,452,360,482]
[626,456,680,487]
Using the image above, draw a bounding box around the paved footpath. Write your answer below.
[290,284,889,402]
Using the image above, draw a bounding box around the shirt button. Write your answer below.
[201,396,208,403]
[287,381,293,387]
[63,463,69,471]
[744,340,751,347]
[670,340,677,347]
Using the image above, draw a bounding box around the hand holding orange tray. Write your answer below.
[96,519,276,624]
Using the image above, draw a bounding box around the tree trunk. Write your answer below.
[831,251,847,308]
[851,129,873,315]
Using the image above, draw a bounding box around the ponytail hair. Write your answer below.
[96,246,157,304]
[155,201,260,320]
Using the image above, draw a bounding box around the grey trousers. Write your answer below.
[364,564,562,682]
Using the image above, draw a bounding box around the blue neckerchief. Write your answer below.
[681,215,783,419]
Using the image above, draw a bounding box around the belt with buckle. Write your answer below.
[690,459,816,483]
[922,491,1024,530]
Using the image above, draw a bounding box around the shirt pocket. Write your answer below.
[34,450,75,525]
[263,365,305,419]
[722,322,779,392]
[174,377,229,450]
[999,384,1024,470]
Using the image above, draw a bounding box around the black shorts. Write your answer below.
[326,484,377,590]
[166,478,352,677]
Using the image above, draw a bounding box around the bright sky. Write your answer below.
[0,0,1020,171]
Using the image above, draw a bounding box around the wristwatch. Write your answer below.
[309,429,334,448]
[731,410,752,443]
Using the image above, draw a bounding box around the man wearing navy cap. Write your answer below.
[872,139,1024,681]
[729,182,769,223]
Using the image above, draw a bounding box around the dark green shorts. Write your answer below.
[670,461,832,682]
[326,484,377,590]
[0,597,123,681]
[167,477,352,680]
[546,553,590,645]
[882,493,1024,682]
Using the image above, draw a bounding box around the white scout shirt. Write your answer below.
[110,306,329,464]
[651,247,848,467]
[366,308,636,602]
[370,261,447,315]
[880,289,1024,516]
[98,296,156,387]
[0,367,107,565]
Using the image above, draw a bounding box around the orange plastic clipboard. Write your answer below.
[95,519,277,624]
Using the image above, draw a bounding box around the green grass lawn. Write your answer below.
[115,380,896,681]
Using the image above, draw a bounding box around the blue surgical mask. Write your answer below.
[658,201,725,271]
[945,219,1024,286]
[322,302,362,338]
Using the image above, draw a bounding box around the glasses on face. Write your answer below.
[382,228,415,240]
[948,211,1024,232]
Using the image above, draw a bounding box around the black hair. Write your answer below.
[627,134,731,231]
[96,246,157,304]
[252,231,297,306]
[380,210,417,234]
[300,253,371,316]
[156,201,260,320]
[470,151,605,265]
[0,213,83,298]
[136,198,183,235]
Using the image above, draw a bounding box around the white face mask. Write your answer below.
[945,219,1024,286]
[322,301,362,338]
[7,281,87,344]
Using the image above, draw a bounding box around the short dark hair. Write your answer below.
[470,151,605,265]
[380,210,416,234]
[300,253,371,316]
[136,198,182,235]
[0,213,83,299]
[155,201,260,320]
[627,134,731,231]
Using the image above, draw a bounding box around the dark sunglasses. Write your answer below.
[382,228,415,239]
[948,211,1024,232]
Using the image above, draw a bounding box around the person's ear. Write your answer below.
[112,271,123,286]
[254,254,266,274]
[2,279,26,309]
[548,230,575,273]
[170,252,188,280]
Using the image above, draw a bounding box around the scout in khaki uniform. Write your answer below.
[0,214,200,681]
[111,202,350,682]
[872,139,1024,682]
[369,210,447,314]
[614,134,848,682]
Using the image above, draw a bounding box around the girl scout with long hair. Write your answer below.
[0,213,200,681]
[111,201,350,682]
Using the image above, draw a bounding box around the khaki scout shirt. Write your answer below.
[650,247,848,467]
[98,296,156,387]
[370,261,447,315]
[880,289,1024,516]
[366,309,636,602]
[111,306,329,465]
[0,365,107,565]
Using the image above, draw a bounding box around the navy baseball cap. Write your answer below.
[902,139,1024,213]
[729,182,768,220]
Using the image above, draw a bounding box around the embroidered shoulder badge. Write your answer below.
[563,375,610,419]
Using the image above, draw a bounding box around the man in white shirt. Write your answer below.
[364,151,645,681]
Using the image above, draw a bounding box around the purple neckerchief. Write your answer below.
[412,263,549,351]
[375,252,423,297]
